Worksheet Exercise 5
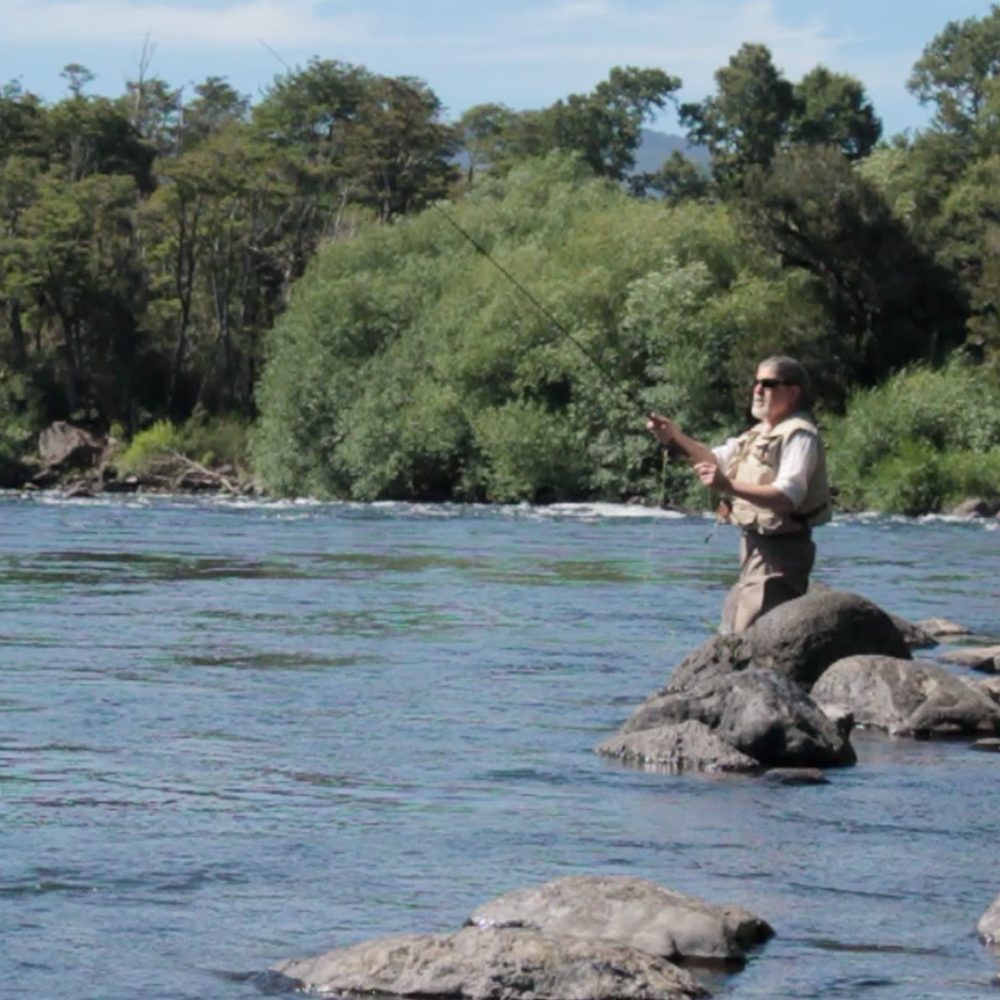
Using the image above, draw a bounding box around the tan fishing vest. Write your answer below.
[724,413,832,535]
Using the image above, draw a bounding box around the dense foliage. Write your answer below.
[9,7,1000,511]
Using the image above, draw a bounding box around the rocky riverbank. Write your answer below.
[12,421,257,498]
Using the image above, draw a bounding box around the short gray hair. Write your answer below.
[759,355,813,409]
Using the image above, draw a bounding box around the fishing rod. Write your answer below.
[431,201,648,420]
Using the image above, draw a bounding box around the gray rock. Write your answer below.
[979,892,1000,945]
[666,590,911,695]
[811,655,1000,738]
[596,720,760,774]
[467,875,772,967]
[665,633,752,693]
[38,421,105,470]
[937,645,1000,673]
[621,669,856,769]
[916,617,971,639]
[270,925,709,999]
[889,614,935,650]
[978,677,1000,704]
[951,497,1000,518]
[971,738,1000,753]
[743,590,911,690]
[760,768,829,785]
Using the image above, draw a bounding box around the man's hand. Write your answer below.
[645,413,679,447]
[694,460,730,493]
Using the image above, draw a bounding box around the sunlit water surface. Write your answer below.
[3,496,1000,1000]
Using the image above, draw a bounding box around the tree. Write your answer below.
[634,150,710,203]
[908,6,1000,138]
[742,145,967,390]
[454,67,680,185]
[791,66,881,159]
[680,44,797,190]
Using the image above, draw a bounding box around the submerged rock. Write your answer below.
[619,668,855,769]
[467,875,773,967]
[270,925,709,999]
[596,720,760,774]
[811,655,1000,738]
[937,645,1000,673]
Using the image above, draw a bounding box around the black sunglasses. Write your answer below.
[751,377,790,391]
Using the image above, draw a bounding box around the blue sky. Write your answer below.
[0,0,995,136]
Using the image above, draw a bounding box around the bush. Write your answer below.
[117,420,180,473]
[252,154,829,502]
[117,416,249,475]
[827,356,1000,513]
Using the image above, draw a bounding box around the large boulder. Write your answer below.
[619,669,855,769]
[811,655,1000,738]
[467,876,772,967]
[665,590,911,695]
[38,421,106,470]
[269,925,708,999]
[596,721,760,774]
[742,589,911,690]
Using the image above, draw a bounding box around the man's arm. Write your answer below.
[646,413,716,466]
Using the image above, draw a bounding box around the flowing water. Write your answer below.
[3,495,1000,1000]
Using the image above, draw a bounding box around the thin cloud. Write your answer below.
[0,0,373,47]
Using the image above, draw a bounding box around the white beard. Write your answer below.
[751,398,769,421]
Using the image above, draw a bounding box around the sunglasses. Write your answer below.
[752,377,791,391]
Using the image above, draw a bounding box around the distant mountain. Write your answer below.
[634,129,710,173]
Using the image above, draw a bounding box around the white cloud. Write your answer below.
[0,0,372,47]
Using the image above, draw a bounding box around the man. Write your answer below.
[646,356,831,633]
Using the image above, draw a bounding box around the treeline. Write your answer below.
[7,9,1000,510]
[254,9,1000,507]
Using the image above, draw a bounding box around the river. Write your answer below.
[2,495,1000,999]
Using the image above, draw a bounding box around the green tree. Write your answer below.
[742,145,967,391]
[791,66,881,159]
[908,5,1000,139]
[680,43,797,189]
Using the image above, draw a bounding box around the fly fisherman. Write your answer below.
[646,356,831,634]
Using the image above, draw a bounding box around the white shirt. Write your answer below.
[712,429,818,508]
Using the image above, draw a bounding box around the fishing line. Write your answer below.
[433,200,700,631]
[432,202,648,421]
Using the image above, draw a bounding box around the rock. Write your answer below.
[467,875,773,967]
[665,633,752,692]
[978,677,1000,704]
[951,497,1000,518]
[916,617,972,639]
[38,421,105,470]
[666,590,911,695]
[978,892,1000,945]
[270,925,709,999]
[742,590,911,690]
[888,614,936,650]
[760,768,829,785]
[621,669,856,769]
[596,720,761,774]
[811,655,1000,738]
[937,645,1000,673]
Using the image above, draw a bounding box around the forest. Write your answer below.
[4,9,1000,512]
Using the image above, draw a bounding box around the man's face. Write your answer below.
[750,366,800,425]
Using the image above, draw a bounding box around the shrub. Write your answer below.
[826,356,1000,513]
